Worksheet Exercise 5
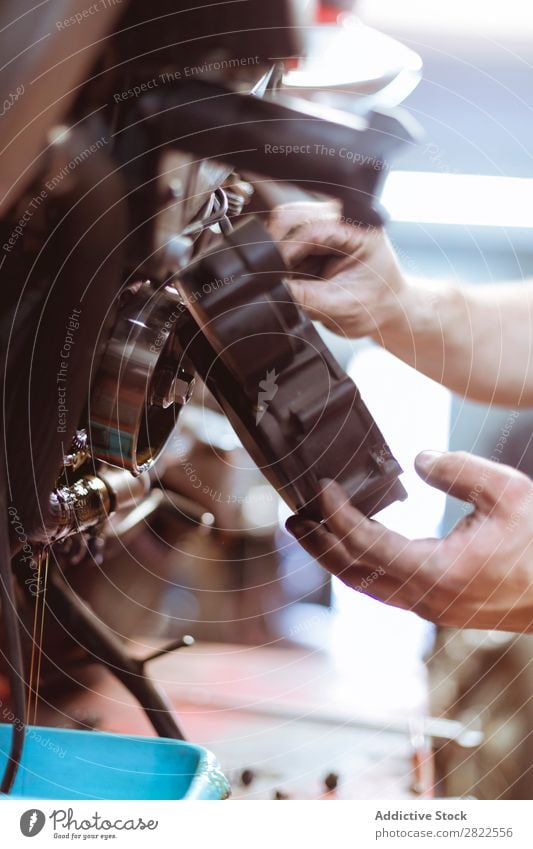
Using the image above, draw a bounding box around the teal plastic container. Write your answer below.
[0,725,230,800]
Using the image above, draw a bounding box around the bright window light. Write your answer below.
[382,170,533,228]
[358,0,533,41]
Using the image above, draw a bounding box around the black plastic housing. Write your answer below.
[175,218,406,519]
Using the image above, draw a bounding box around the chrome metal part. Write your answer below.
[50,476,111,541]
[62,429,90,471]
[89,282,195,475]
[43,467,151,542]
[224,178,254,217]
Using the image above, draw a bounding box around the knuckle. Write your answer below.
[287,280,308,307]
[414,592,454,626]
[307,222,329,244]
[346,522,377,556]
[504,469,532,505]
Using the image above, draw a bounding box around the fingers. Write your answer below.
[414,450,532,515]
[278,221,363,268]
[268,205,387,293]
[277,230,341,269]
[267,201,340,242]
[285,515,353,573]
[318,480,417,579]
[285,278,353,330]
[285,515,417,610]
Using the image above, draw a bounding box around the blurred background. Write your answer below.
[3,0,533,802]
[332,0,533,799]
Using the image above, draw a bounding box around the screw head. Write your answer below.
[240,769,255,787]
[274,789,290,800]
[324,772,339,791]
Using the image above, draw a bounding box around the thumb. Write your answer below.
[285,278,349,333]
[414,449,516,514]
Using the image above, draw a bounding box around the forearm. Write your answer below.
[375,279,533,406]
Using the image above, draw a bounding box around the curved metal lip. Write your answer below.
[282,19,422,109]
[89,282,190,475]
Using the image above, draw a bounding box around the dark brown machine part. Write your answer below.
[175,218,406,520]
[114,0,310,79]
[135,78,415,230]
[4,125,127,547]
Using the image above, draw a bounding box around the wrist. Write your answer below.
[371,278,463,355]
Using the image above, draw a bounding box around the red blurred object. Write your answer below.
[287,0,352,67]
[317,0,356,23]
[317,5,340,23]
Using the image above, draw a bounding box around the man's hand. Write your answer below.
[268,201,533,407]
[286,451,533,632]
[268,201,409,338]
